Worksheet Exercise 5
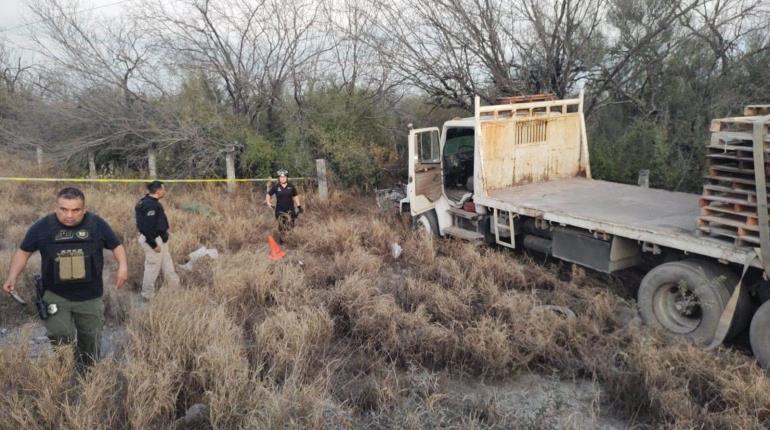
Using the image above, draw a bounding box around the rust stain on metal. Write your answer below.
[481,113,583,192]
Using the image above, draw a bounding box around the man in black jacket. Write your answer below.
[265,169,303,235]
[135,181,179,300]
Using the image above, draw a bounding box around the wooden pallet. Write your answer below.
[699,113,770,246]
[745,105,770,116]
[703,174,770,188]
[711,116,770,134]
[696,223,761,246]
[699,184,765,206]
[697,211,760,244]
[710,131,770,147]
[700,205,758,223]
[496,93,556,104]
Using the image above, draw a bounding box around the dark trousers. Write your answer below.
[43,290,104,367]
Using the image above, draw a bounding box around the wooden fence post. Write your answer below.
[148,146,157,179]
[316,158,328,201]
[225,145,236,193]
[638,169,650,188]
[36,146,43,170]
[88,152,97,179]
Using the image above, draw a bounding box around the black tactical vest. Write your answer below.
[44,214,99,287]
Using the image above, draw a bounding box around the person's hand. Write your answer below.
[153,245,162,253]
[115,267,128,289]
[2,278,16,295]
[267,202,274,209]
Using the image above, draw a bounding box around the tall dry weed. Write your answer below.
[393,278,474,324]
[124,289,255,428]
[210,249,313,327]
[62,359,128,429]
[253,305,334,381]
[246,375,336,429]
[0,335,75,428]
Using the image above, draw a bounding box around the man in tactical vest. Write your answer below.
[2,187,128,367]
[135,180,179,300]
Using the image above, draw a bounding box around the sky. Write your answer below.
[0,0,127,54]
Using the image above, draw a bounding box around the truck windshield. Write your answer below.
[444,127,474,157]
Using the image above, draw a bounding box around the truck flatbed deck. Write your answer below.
[475,178,758,267]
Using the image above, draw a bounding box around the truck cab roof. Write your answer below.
[443,117,476,128]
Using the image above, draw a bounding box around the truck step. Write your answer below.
[448,207,480,220]
[443,226,484,241]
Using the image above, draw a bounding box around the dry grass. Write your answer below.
[254,305,334,381]
[0,335,76,428]
[1,156,770,428]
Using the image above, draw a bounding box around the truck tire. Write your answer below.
[637,260,749,344]
[750,301,770,370]
[413,211,438,237]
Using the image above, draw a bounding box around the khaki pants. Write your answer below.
[43,290,104,368]
[139,234,180,299]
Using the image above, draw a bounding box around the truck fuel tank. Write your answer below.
[551,227,641,273]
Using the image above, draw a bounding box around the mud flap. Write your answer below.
[705,252,756,351]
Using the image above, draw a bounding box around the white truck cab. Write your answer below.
[407,117,478,237]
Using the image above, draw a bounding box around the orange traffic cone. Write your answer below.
[267,235,286,261]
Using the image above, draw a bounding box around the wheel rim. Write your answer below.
[651,281,703,334]
[416,215,433,235]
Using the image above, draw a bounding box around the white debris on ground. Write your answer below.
[390,242,403,259]
[180,246,220,271]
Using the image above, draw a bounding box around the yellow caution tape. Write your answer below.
[0,176,309,183]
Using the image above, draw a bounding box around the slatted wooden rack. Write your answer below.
[698,109,770,246]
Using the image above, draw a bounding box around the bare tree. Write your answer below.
[512,0,606,98]
[13,0,156,167]
[28,0,150,104]
[364,0,611,109]
[364,0,711,112]
[7,0,242,174]
[680,0,767,72]
[364,0,509,110]
[588,0,768,116]
[0,43,32,94]
[136,0,331,130]
[319,0,399,96]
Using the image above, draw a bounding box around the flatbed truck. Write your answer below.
[405,93,770,369]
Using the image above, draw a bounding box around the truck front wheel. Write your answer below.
[413,211,439,237]
[637,260,749,344]
[750,301,770,370]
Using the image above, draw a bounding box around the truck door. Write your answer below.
[408,127,442,216]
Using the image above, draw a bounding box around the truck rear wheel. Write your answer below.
[750,301,770,370]
[637,260,749,344]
